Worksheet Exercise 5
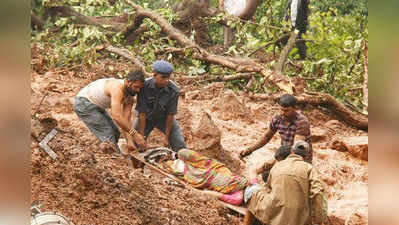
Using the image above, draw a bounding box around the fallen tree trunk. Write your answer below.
[46,6,121,32]
[176,72,255,82]
[248,93,368,130]
[123,0,294,94]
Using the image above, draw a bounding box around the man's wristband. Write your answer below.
[128,128,138,136]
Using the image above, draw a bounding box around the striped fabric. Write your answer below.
[166,149,248,194]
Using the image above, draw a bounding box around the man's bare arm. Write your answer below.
[164,114,174,138]
[122,97,134,122]
[120,98,135,149]
[243,129,276,156]
[138,113,146,136]
[109,84,146,150]
[110,88,132,133]
[248,162,267,182]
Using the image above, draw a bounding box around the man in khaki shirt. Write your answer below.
[244,141,328,225]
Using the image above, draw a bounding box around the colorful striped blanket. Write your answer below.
[164,149,248,194]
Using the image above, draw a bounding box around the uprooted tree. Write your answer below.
[31,0,368,130]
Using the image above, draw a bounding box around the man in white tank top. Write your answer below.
[74,69,147,153]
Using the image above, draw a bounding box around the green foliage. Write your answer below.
[292,7,367,108]
[31,0,368,109]
[312,0,368,16]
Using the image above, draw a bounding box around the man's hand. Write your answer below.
[126,139,137,152]
[164,135,170,148]
[264,158,276,170]
[133,133,147,152]
[239,148,252,158]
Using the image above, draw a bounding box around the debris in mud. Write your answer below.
[311,127,330,143]
[331,136,368,161]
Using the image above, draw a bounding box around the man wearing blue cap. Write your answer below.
[134,60,186,154]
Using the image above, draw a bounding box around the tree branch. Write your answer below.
[47,6,121,32]
[249,93,368,130]
[176,73,255,82]
[96,44,148,75]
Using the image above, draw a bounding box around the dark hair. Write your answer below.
[262,170,270,183]
[274,145,291,161]
[123,69,145,100]
[126,69,145,83]
[279,94,297,107]
[292,145,308,158]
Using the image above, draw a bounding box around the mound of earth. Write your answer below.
[177,105,221,151]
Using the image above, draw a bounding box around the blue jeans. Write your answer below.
[134,116,186,152]
[74,97,121,153]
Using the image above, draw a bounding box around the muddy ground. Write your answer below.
[31,45,368,225]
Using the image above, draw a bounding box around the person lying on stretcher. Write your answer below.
[162,147,290,205]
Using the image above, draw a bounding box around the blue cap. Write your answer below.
[152,60,174,76]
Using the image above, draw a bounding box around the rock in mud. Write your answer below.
[210,89,252,122]
[311,127,329,142]
[177,105,221,151]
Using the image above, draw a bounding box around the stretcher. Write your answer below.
[121,145,248,215]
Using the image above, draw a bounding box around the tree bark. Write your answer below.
[96,44,149,75]
[223,26,235,49]
[249,93,368,130]
[275,31,298,73]
[363,43,368,110]
[125,25,150,44]
[176,73,255,82]
[46,6,121,32]
[31,13,45,30]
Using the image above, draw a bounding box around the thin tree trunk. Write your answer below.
[223,26,235,49]
[363,43,368,110]
[31,13,45,30]
[275,31,298,73]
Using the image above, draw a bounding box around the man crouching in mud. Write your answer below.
[240,94,313,164]
[74,69,147,154]
[133,60,186,157]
